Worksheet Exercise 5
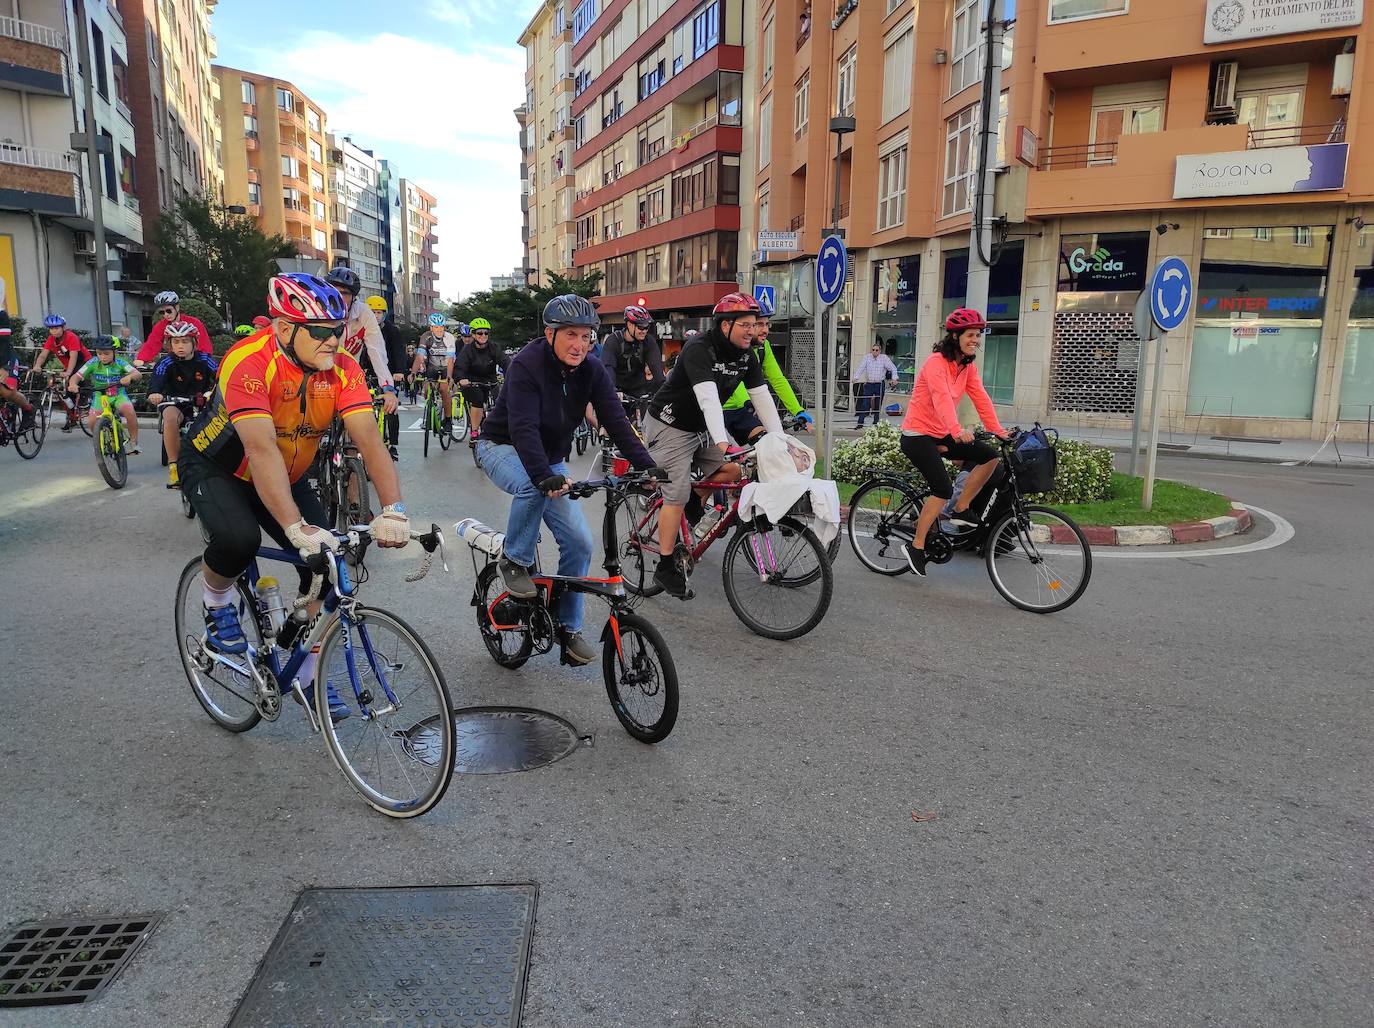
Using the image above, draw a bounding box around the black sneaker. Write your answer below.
[946,507,980,528]
[561,629,596,666]
[653,556,691,599]
[498,554,537,599]
[904,544,929,577]
[388,444,399,461]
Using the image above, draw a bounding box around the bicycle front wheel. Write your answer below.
[608,489,661,599]
[422,396,432,457]
[174,557,263,732]
[475,562,534,668]
[14,412,44,459]
[985,504,1093,614]
[846,479,922,575]
[450,396,467,441]
[603,611,678,743]
[316,606,456,818]
[94,416,127,488]
[722,516,833,640]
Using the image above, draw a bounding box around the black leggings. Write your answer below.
[181,448,329,592]
[900,433,996,499]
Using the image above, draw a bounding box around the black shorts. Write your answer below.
[723,403,763,442]
[900,433,997,499]
[180,447,329,593]
[421,367,446,381]
[460,381,497,408]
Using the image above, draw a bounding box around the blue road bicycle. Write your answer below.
[173,523,456,817]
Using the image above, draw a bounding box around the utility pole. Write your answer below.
[71,0,112,333]
[964,0,1008,314]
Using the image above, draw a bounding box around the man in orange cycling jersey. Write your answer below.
[180,274,410,696]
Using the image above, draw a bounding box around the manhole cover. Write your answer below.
[229,885,537,1028]
[0,914,161,1007]
[397,705,585,774]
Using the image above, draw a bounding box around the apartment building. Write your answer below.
[752,0,1374,442]
[123,0,223,250]
[566,0,746,334]
[516,101,534,283]
[377,157,405,314]
[327,134,384,298]
[491,267,529,290]
[0,0,144,332]
[213,66,330,264]
[397,178,438,321]
[519,0,578,290]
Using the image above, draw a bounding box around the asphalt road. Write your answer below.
[1,416,1370,1027]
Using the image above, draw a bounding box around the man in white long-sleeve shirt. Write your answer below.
[852,341,900,428]
[642,292,784,598]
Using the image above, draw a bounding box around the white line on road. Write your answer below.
[1089,504,1294,560]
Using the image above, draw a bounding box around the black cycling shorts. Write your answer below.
[460,382,496,408]
[723,403,764,442]
[181,447,329,593]
[420,367,446,381]
[900,433,996,499]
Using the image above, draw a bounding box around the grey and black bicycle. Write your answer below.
[846,429,1092,613]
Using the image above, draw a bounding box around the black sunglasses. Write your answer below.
[298,323,344,341]
[157,307,176,315]
[473,330,490,336]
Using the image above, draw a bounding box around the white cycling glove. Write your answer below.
[369,504,410,547]
[285,520,339,561]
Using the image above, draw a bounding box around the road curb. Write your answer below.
[837,503,1255,547]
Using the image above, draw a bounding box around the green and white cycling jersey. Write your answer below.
[77,356,134,395]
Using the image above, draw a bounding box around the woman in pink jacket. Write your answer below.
[899,308,1008,577]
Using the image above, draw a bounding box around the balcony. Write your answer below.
[244,131,259,151]
[1247,121,1345,149]
[0,15,70,96]
[122,192,139,214]
[0,143,79,215]
[276,104,305,129]
[1037,142,1120,171]
[789,214,804,231]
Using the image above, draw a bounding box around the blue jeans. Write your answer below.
[477,440,594,633]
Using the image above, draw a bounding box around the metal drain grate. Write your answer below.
[229,885,537,1027]
[395,705,586,775]
[0,915,161,1007]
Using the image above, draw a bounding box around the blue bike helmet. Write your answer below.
[43,314,66,328]
[542,294,600,329]
[326,266,361,296]
[428,312,446,327]
[457,322,471,337]
[755,292,775,318]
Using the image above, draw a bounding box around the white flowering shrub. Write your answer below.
[833,425,1113,504]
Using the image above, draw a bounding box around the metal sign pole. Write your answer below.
[1129,290,1157,477]
[824,304,839,470]
[812,260,826,462]
[1141,333,1168,511]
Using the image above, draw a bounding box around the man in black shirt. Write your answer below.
[600,303,664,419]
[643,292,784,597]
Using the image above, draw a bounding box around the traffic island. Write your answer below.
[1056,506,1254,546]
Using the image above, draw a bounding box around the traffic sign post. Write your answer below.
[1140,256,1194,511]
[1129,290,1160,477]
[815,236,848,468]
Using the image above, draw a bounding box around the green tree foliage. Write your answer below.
[175,295,224,334]
[148,195,296,328]
[443,268,606,347]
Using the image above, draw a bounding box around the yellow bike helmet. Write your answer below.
[365,295,388,314]
[469,317,491,332]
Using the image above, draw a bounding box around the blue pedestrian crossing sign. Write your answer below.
[1149,256,1193,332]
[753,285,775,313]
[816,235,847,308]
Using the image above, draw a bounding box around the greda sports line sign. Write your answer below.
[1205,0,1362,45]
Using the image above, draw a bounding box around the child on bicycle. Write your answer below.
[70,336,141,453]
[147,321,218,487]
[900,308,1007,577]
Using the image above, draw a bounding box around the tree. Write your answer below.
[533,269,603,306]
[148,195,296,329]
[446,288,541,347]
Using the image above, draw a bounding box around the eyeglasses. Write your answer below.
[157,307,176,316]
[473,330,489,337]
[733,319,758,331]
[299,323,344,341]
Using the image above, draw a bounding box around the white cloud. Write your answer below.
[243,30,528,296]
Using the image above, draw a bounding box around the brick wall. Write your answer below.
[0,36,63,77]
[0,163,78,206]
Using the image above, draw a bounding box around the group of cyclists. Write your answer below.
[5,264,1009,702]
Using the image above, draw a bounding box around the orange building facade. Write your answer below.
[750,0,1374,442]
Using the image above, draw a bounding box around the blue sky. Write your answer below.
[213,0,541,299]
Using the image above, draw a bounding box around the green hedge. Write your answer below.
[830,423,1114,504]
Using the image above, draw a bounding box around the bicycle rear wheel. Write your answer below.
[422,395,433,457]
[722,515,833,640]
[174,557,264,732]
[846,479,922,575]
[985,504,1093,614]
[94,416,127,488]
[474,562,534,668]
[315,606,455,818]
[602,610,678,743]
[438,407,451,450]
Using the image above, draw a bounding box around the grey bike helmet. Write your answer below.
[542,294,600,329]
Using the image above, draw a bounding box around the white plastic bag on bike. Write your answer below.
[739,432,841,545]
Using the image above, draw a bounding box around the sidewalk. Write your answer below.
[829,413,1374,469]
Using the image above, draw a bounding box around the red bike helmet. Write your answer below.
[712,292,760,319]
[252,316,271,329]
[624,304,653,327]
[945,307,987,332]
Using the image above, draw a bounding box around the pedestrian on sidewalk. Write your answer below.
[852,340,899,428]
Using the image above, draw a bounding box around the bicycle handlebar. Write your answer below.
[565,470,669,500]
